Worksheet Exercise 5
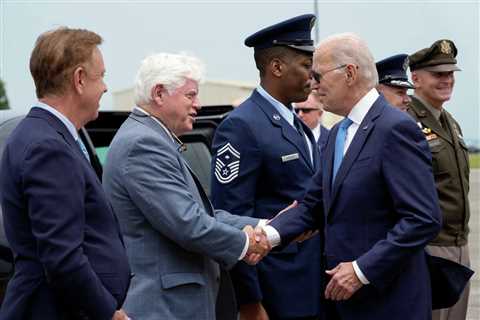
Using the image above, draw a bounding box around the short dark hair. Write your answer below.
[254,46,309,77]
[29,27,102,98]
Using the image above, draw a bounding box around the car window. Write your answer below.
[0,116,22,274]
[0,116,24,248]
[95,141,213,197]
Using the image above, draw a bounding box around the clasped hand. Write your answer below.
[242,225,271,265]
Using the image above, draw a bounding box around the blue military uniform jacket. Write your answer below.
[211,90,323,318]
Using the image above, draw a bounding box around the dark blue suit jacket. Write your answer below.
[0,107,130,320]
[317,125,329,159]
[317,125,330,154]
[270,95,441,320]
[211,90,323,318]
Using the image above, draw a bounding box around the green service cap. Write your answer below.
[409,39,461,72]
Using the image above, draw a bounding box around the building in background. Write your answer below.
[112,79,341,128]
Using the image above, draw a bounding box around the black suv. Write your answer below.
[0,105,234,304]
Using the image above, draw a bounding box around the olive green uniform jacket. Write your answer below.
[408,96,470,246]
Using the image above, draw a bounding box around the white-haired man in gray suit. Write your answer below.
[102,52,270,320]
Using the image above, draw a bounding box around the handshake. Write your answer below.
[242,225,271,265]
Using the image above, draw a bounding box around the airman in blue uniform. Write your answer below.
[210,14,323,320]
[375,54,414,111]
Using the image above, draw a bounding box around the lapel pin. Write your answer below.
[273,114,281,121]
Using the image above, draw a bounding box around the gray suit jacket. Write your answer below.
[102,109,259,320]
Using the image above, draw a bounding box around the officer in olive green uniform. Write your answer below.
[408,39,470,320]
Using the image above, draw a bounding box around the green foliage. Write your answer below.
[470,153,480,169]
[0,78,9,110]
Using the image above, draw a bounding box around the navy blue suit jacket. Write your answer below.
[211,90,323,318]
[317,125,329,159]
[0,108,131,320]
[317,125,329,149]
[270,95,441,320]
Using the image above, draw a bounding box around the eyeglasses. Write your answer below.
[310,64,347,83]
[294,108,318,114]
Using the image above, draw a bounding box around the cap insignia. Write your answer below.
[440,40,452,54]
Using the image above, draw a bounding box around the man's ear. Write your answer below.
[411,71,419,86]
[270,58,284,78]
[151,84,166,105]
[73,66,86,94]
[345,64,357,86]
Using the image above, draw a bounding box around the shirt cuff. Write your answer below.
[238,232,250,260]
[262,225,281,247]
[257,219,268,227]
[352,260,370,285]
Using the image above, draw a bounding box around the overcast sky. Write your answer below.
[1,0,478,142]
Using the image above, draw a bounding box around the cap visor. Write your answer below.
[421,64,461,72]
[287,44,315,53]
[385,79,415,89]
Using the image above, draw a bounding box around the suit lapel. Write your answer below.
[130,109,215,216]
[323,125,337,211]
[329,97,383,210]
[251,91,315,172]
[409,97,453,145]
[28,107,87,163]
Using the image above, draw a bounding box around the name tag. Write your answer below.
[281,153,299,162]
[428,138,442,148]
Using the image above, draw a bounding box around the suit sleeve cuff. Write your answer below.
[353,260,370,285]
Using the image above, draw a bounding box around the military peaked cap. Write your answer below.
[409,39,461,72]
[244,14,316,53]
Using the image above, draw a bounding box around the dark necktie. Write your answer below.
[332,118,353,184]
[439,111,449,132]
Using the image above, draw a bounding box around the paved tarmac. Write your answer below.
[467,168,479,320]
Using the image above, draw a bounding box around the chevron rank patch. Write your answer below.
[215,143,240,184]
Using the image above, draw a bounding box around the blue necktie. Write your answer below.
[332,118,353,183]
[77,138,91,163]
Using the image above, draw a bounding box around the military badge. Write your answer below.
[440,40,452,54]
[403,57,409,71]
[215,143,241,184]
[422,127,432,134]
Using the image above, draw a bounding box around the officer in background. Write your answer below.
[408,39,470,320]
[376,54,415,111]
[210,14,323,320]
[294,91,329,155]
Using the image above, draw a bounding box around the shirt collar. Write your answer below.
[311,123,321,141]
[35,101,79,141]
[133,106,188,151]
[347,88,379,125]
[414,94,442,120]
[256,85,295,126]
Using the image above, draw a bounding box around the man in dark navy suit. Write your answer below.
[375,54,415,111]
[267,33,441,320]
[294,91,329,155]
[210,14,323,320]
[0,27,131,320]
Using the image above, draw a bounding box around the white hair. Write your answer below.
[317,32,378,88]
[134,52,205,106]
